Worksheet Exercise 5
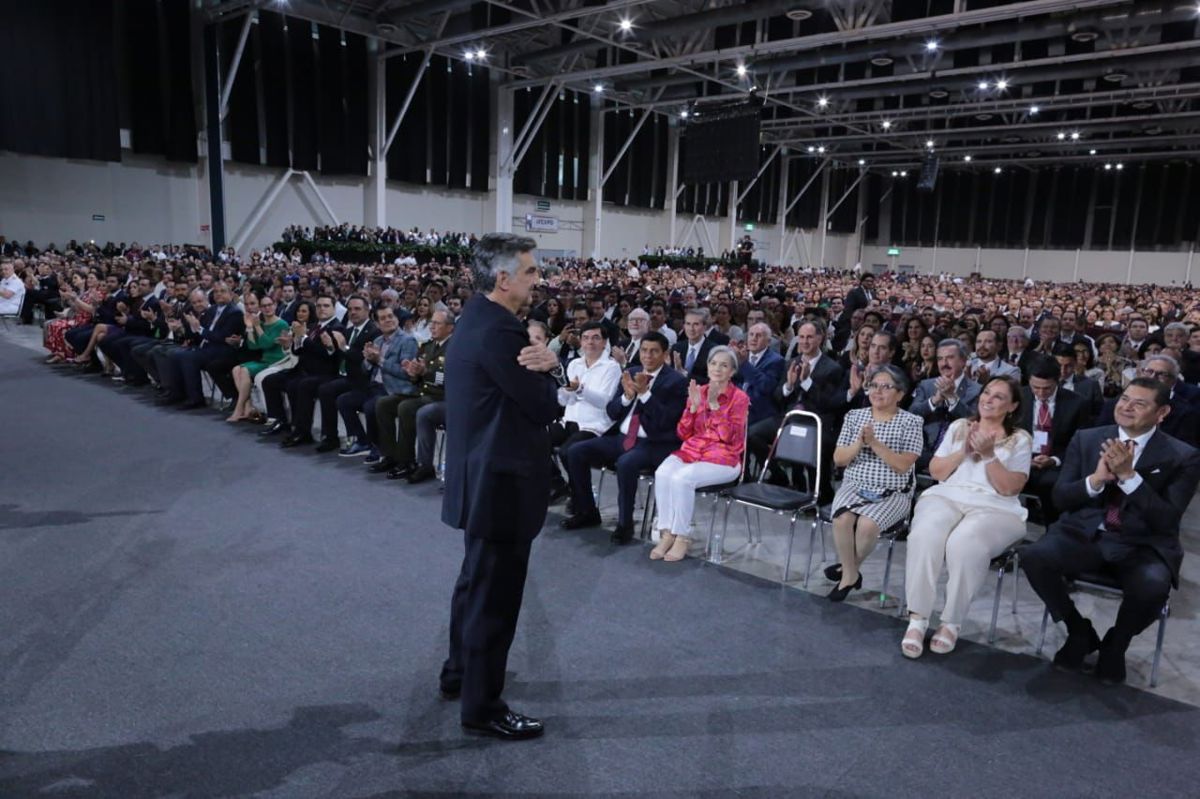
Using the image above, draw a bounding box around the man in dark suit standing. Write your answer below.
[670,309,718,385]
[1019,359,1090,523]
[1020,378,1200,684]
[440,234,564,741]
[733,322,784,425]
[842,273,875,320]
[561,331,688,543]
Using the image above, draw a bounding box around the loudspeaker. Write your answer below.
[917,153,940,192]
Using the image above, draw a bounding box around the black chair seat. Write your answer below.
[880,520,908,541]
[697,479,741,496]
[727,482,815,511]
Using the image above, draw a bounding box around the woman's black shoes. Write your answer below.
[827,573,863,602]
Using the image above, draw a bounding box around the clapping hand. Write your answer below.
[849,363,864,394]
[565,378,581,392]
[319,331,334,349]
[141,307,157,322]
[861,422,877,446]
[1101,437,1136,480]
[633,371,651,395]
[687,379,703,411]
[973,365,991,385]
[611,346,627,367]
[672,351,686,375]
[290,321,306,339]
[363,342,380,363]
[732,340,749,364]
[517,342,559,372]
[786,358,802,389]
[331,330,346,349]
[968,425,996,459]
[621,370,638,400]
[934,375,956,403]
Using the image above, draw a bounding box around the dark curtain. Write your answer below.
[160,0,197,162]
[289,19,319,171]
[125,0,165,157]
[0,0,121,161]
[225,20,261,165]
[258,10,290,168]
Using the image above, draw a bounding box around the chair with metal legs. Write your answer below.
[1034,571,1171,688]
[594,466,657,539]
[986,494,1046,643]
[709,410,823,586]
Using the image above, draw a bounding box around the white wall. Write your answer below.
[861,244,1195,285]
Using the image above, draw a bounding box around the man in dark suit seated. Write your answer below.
[842,330,901,411]
[1053,343,1102,418]
[1004,325,1044,384]
[748,319,844,503]
[440,233,564,740]
[733,322,784,426]
[99,279,166,386]
[312,295,380,454]
[1095,353,1200,447]
[18,260,61,324]
[909,339,982,471]
[1019,358,1090,523]
[1020,378,1200,685]
[561,332,688,543]
[259,294,344,444]
[157,282,245,409]
[670,309,718,385]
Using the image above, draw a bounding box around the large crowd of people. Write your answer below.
[5,226,1200,686]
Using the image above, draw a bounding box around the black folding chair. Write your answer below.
[709,410,823,586]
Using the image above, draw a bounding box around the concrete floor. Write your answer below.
[5,319,1198,707]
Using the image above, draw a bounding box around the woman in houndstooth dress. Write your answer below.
[828,364,925,601]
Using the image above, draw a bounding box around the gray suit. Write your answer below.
[909,374,982,465]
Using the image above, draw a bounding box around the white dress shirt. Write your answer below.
[0,274,25,315]
[1085,427,1155,500]
[559,354,622,435]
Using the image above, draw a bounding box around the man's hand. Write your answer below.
[402,357,427,378]
[184,312,201,333]
[1101,437,1136,480]
[732,340,749,364]
[611,346,627,367]
[1031,454,1053,470]
[565,378,581,392]
[141,307,157,321]
[1090,445,1115,491]
[786,359,801,390]
[319,331,334,349]
[633,371,651,395]
[621,370,638,400]
[363,342,380,364]
[672,351,686,375]
[225,334,242,346]
[517,342,559,372]
[974,365,991,385]
[934,375,955,404]
[331,330,347,349]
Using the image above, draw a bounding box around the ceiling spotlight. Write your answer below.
[1116,162,1124,170]
[464,51,475,61]
[1070,131,1080,140]
[680,109,689,119]
[881,120,892,130]
[891,170,899,177]
[993,167,1002,174]
[978,80,989,90]
[963,155,972,162]
[807,145,815,152]
[816,96,829,108]
[900,170,908,177]
[995,78,1009,90]
[1089,148,1097,155]
[593,83,604,93]
[925,139,935,149]
[736,63,748,77]
[474,48,488,60]
[1030,105,1040,114]
[817,145,826,153]
[858,159,866,166]
[870,55,894,67]
[1056,131,1066,140]
[1104,163,1113,170]
[925,40,939,52]
[618,18,633,32]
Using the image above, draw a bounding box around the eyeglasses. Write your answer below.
[1139,368,1175,380]
[866,383,897,392]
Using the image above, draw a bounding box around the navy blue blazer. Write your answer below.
[735,348,785,425]
[441,295,561,544]
[603,365,688,446]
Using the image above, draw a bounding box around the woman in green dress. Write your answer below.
[227,293,289,422]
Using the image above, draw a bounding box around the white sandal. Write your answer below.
[930,623,960,655]
[901,617,929,659]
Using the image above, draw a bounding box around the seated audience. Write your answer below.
[909,339,982,471]
[227,294,290,422]
[844,330,901,411]
[902,376,1032,658]
[550,321,622,503]
[159,282,245,409]
[260,294,344,442]
[650,346,749,562]
[732,322,785,425]
[19,260,61,324]
[827,364,924,601]
[561,332,688,544]
[44,273,103,363]
[1096,354,1200,446]
[670,309,718,384]
[1053,343,1102,417]
[1020,378,1200,684]
[1018,357,1090,523]
[334,305,414,459]
[0,261,25,317]
[314,296,381,454]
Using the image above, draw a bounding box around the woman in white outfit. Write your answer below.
[902,375,1032,658]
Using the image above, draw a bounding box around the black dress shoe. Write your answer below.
[559,510,602,530]
[280,434,314,448]
[314,439,340,453]
[179,399,207,410]
[369,457,398,473]
[438,686,461,701]
[610,524,635,544]
[826,573,863,602]
[155,395,183,406]
[387,463,415,480]
[462,711,544,741]
[1095,630,1128,685]
[407,465,437,484]
[824,563,843,582]
[1053,619,1101,672]
[259,422,290,437]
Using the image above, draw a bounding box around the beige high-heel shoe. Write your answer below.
[650,532,675,560]
[663,535,691,562]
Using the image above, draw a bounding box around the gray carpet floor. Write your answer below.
[1,338,1199,798]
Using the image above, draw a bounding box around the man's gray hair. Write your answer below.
[1143,352,1180,376]
[937,338,968,360]
[685,307,711,325]
[1164,321,1190,336]
[627,307,650,321]
[707,345,738,370]
[866,363,910,395]
[432,308,456,326]
[1008,325,1030,341]
[471,233,537,292]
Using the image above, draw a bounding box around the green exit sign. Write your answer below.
[744,223,755,231]
[887,247,901,256]
[536,200,551,212]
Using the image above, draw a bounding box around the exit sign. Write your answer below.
[887,247,901,256]
[744,223,755,231]
[536,200,551,212]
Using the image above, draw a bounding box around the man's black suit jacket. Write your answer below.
[603,365,688,446]
[294,318,345,377]
[183,303,246,355]
[843,286,872,318]
[1052,425,1200,585]
[670,336,718,384]
[1097,397,1200,448]
[1018,387,1089,462]
[441,294,561,544]
[339,320,381,386]
[774,353,846,433]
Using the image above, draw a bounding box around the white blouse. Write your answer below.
[923,418,1033,519]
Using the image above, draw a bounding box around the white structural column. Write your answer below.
[664,121,680,248]
[366,44,387,228]
[774,156,790,265]
[582,103,604,257]
[488,81,515,234]
[722,181,739,254]
[816,168,831,268]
